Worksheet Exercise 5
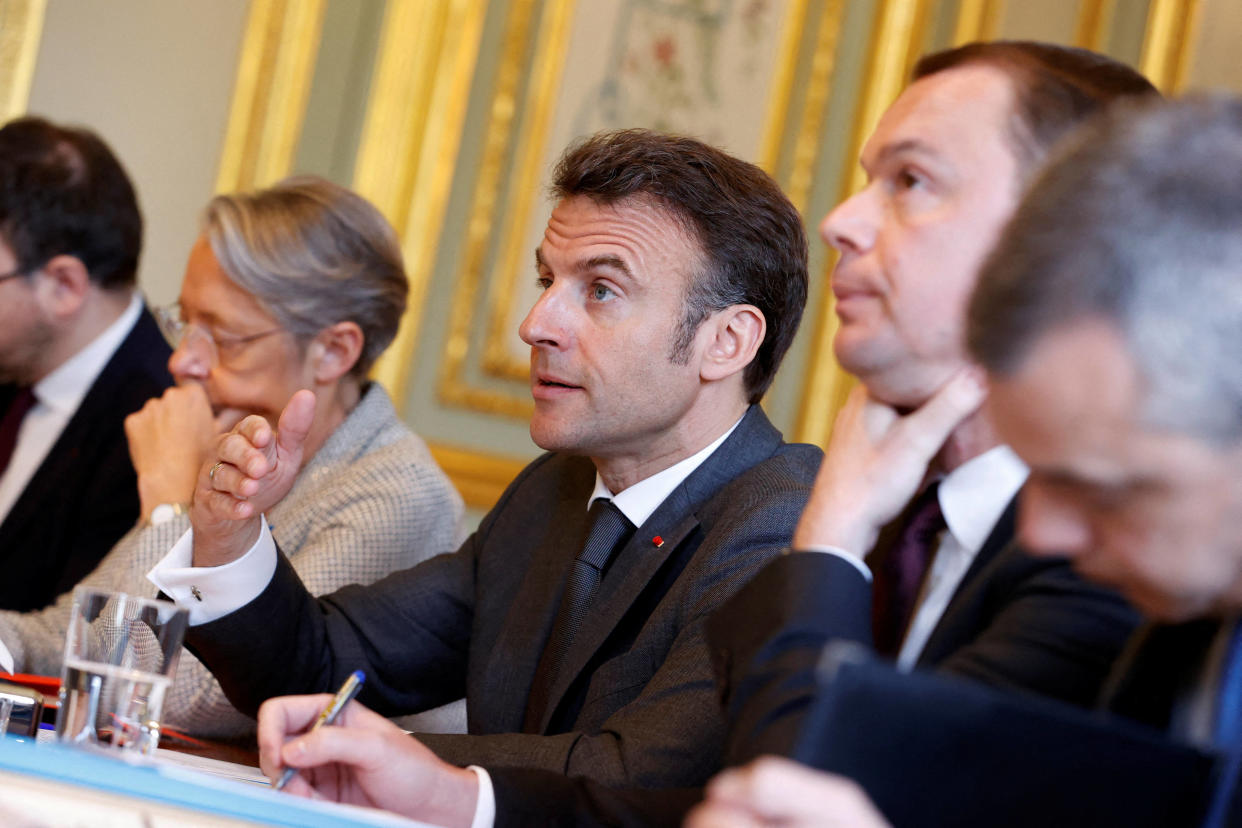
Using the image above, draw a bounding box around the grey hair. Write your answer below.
[968,95,1242,444]
[203,175,408,379]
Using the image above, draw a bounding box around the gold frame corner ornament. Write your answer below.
[214,0,326,194]
[0,0,47,121]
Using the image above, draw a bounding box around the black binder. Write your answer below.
[794,644,1223,827]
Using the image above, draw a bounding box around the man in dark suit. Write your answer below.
[0,117,171,611]
[146,129,817,823]
[692,95,1242,828]
[712,42,1158,766]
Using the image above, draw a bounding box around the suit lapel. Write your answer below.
[0,307,169,543]
[1103,619,1221,729]
[913,495,1017,667]
[535,405,783,732]
[484,484,595,732]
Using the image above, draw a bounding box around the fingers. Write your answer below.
[257,694,336,780]
[706,758,889,827]
[276,390,316,458]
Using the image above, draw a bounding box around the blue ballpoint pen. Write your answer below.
[274,669,366,791]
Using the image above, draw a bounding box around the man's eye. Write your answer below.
[535,276,552,291]
[895,168,923,190]
[591,283,614,301]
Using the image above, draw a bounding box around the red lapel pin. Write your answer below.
[652,535,664,548]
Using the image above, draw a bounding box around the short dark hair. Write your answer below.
[968,95,1242,444]
[0,116,142,289]
[913,41,1159,177]
[551,128,808,404]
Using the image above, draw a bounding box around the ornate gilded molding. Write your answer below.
[361,0,487,410]
[783,0,847,214]
[0,0,46,121]
[953,0,1003,44]
[1073,0,1114,49]
[428,442,530,510]
[478,0,577,383]
[795,0,934,445]
[214,0,326,193]
[437,0,544,419]
[1140,0,1202,93]
[452,0,844,402]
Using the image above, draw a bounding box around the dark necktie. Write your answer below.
[871,482,945,657]
[523,498,635,732]
[0,387,36,478]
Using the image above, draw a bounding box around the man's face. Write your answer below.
[989,319,1242,622]
[824,64,1022,406]
[521,195,712,472]
[0,239,53,385]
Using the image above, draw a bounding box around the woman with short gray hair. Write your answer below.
[0,175,465,738]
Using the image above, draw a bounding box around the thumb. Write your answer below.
[276,390,316,459]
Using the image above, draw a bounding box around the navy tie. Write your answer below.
[523,498,634,732]
[0,387,36,478]
[871,482,945,656]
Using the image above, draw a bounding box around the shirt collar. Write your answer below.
[34,293,142,416]
[937,444,1028,556]
[588,414,745,528]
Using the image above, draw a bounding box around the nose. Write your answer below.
[167,328,212,383]
[820,186,877,255]
[519,284,569,350]
[1017,484,1092,558]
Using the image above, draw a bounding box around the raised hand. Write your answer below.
[189,389,315,566]
[257,694,478,828]
[687,757,890,828]
[793,369,986,555]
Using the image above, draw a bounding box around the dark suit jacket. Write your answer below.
[0,306,171,610]
[188,405,821,789]
[478,490,1140,826]
[711,495,1140,765]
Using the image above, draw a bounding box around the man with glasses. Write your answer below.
[0,116,171,612]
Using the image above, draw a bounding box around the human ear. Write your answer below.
[309,321,364,383]
[35,255,91,318]
[699,304,765,383]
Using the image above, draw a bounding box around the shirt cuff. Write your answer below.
[466,766,495,828]
[793,545,873,582]
[145,519,279,626]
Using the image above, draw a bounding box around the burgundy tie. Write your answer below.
[0,387,36,477]
[871,482,946,656]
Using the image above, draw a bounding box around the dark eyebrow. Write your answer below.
[533,249,634,280]
[864,138,944,172]
[579,254,633,280]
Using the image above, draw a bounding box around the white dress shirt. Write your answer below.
[148,414,746,828]
[0,293,142,523]
[800,445,1028,670]
[895,445,1028,670]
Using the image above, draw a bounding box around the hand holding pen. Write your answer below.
[274,669,366,791]
[256,680,481,826]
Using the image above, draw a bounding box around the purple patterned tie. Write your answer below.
[0,387,36,478]
[872,482,945,656]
